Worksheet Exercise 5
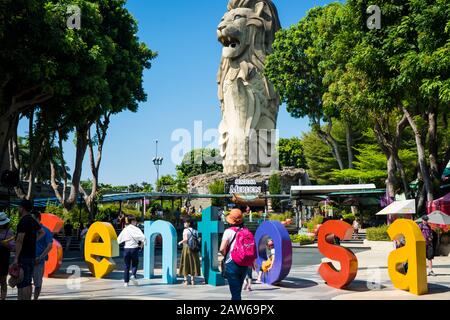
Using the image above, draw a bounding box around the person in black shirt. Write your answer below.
[14,200,44,300]
[64,220,73,251]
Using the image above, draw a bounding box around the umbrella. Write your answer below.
[427,210,450,225]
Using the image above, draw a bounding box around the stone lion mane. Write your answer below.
[217,0,281,106]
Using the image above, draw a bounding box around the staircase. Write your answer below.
[54,234,81,251]
[341,230,366,245]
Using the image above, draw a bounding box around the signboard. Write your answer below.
[225,179,266,195]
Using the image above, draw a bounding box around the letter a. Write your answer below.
[387,219,428,295]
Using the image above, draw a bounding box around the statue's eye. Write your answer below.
[234,15,244,21]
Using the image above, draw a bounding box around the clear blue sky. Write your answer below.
[19,0,338,186]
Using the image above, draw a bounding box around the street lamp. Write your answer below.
[153,140,163,191]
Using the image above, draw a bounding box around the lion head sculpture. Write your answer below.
[217,0,280,102]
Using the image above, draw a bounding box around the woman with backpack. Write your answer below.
[178,218,201,285]
[220,209,257,300]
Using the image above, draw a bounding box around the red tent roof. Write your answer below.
[427,193,450,215]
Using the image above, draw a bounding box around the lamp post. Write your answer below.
[152,140,163,192]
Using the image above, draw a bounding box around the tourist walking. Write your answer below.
[117,215,145,287]
[0,212,15,300]
[79,223,90,257]
[352,219,360,239]
[178,218,201,285]
[219,209,257,300]
[14,200,45,300]
[31,210,53,300]
[64,220,73,251]
[419,215,436,276]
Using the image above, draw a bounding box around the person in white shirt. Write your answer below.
[117,216,146,287]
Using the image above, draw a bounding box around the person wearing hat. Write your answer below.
[419,215,436,276]
[0,212,15,300]
[219,208,250,300]
[14,199,45,300]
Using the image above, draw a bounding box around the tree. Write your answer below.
[278,137,307,169]
[344,0,449,207]
[266,3,354,170]
[301,131,341,185]
[208,180,225,207]
[176,148,223,179]
[268,173,282,212]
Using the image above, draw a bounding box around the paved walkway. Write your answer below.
[5,249,450,300]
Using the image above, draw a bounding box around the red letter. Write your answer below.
[41,214,64,277]
[317,220,358,289]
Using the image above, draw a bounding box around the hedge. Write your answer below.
[366,225,390,241]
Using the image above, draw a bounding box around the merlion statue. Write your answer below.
[217,0,281,175]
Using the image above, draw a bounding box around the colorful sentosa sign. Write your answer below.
[47,207,429,296]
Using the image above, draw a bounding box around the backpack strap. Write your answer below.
[225,227,242,261]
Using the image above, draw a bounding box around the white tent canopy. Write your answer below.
[427,211,450,225]
[376,199,416,216]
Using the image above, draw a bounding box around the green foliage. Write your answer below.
[156,173,187,193]
[278,137,307,169]
[208,180,225,207]
[269,211,293,222]
[176,149,223,179]
[342,213,356,223]
[6,209,20,232]
[301,131,340,184]
[306,215,324,233]
[290,234,315,245]
[366,225,390,241]
[268,173,282,212]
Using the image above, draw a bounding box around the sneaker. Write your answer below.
[428,271,436,276]
[131,276,139,286]
[124,283,129,287]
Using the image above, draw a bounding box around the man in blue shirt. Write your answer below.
[31,211,53,300]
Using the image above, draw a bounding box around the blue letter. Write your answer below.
[143,220,177,284]
[254,221,292,285]
[198,206,225,286]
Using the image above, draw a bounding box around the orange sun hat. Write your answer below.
[226,208,244,225]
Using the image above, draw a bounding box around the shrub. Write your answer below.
[290,234,315,245]
[342,213,356,223]
[208,180,225,207]
[366,225,390,241]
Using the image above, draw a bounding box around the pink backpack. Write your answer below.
[230,227,257,267]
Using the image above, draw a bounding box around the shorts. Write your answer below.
[33,262,45,288]
[426,245,435,261]
[17,257,35,289]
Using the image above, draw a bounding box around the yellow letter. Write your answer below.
[84,222,119,279]
[387,219,428,295]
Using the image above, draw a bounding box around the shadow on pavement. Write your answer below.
[428,283,450,295]
[276,277,318,289]
[341,280,385,292]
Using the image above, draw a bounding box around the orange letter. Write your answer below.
[318,220,358,289]
[387,219,428,295]
[84,222,119,278]
[40,214,64,277]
